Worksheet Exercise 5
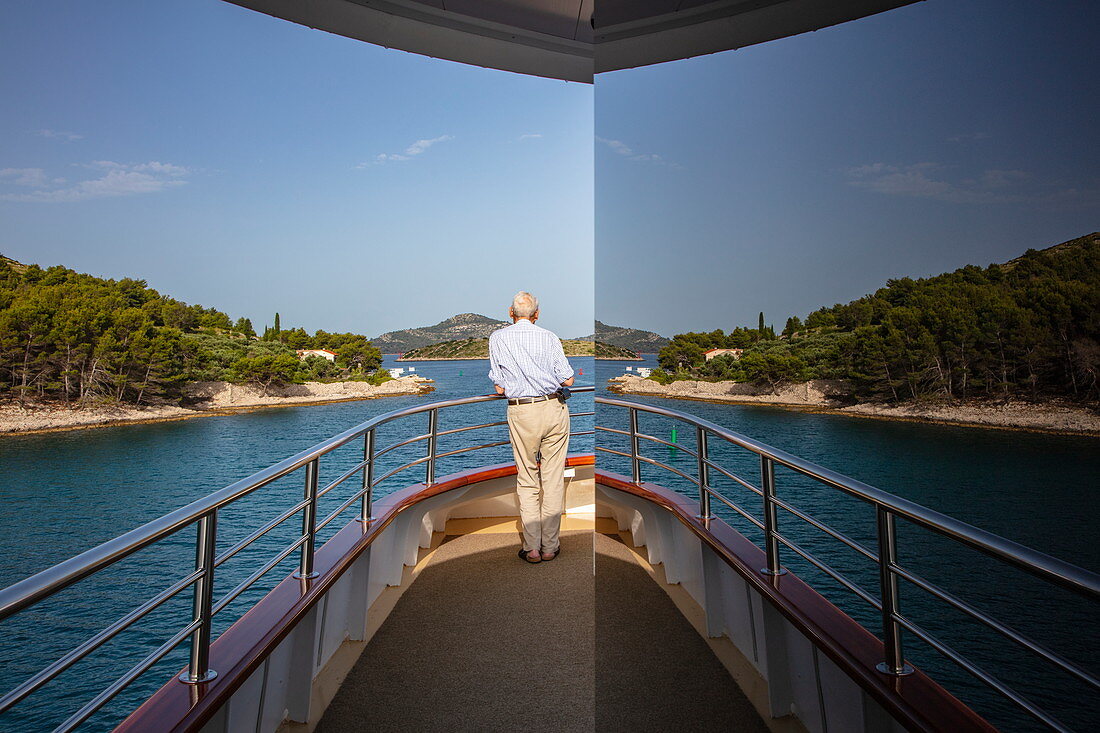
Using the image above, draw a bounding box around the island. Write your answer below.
[611,233,1100,436]
[0,255,431,435]
[397,337,642,361]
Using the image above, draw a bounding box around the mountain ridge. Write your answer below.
[372,313,508,353]
[595,320,669,353]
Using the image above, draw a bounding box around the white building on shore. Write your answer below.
[296,349,337,362]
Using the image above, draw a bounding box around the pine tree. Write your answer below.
[234,317,255,338]
[758,312,765,332]
[274,312,281,335]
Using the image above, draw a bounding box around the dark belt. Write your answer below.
[507,392,560,405]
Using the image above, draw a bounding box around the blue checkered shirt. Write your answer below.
[488,320,574,399]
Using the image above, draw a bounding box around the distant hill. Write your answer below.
[398,337,595,360]
[660,232,1100,403]
[372,313,507,353]
[596,341,642,360]
[595,320,668,353]
[0,254,28,273]
[1001,232,1099,271]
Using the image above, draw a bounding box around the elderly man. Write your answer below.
[488,291,576,563]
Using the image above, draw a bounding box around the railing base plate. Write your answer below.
[178,670,217,685]
[876,662,915,676]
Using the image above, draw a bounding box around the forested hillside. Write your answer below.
[398,337,598,360]
[595,321,668,353]
[0,258,384,405]
[657,233,1100,401]
[372,313,508,353]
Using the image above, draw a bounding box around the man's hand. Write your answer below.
[494,384,505,395]
[561,376,575,387]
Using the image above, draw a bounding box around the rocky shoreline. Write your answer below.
[0,377,431,435]
[609,375,1100,436]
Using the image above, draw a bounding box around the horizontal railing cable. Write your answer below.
[773,531,882,610]
[0,387,596,730]
[771,495,879,564]
[215,499,310,568]
[894,613,1071,732]
[595,397,1100,601]
[316,488,371,532]
[890,563,1100,690]
[0,567,203,714]
[213,534,315,617]
[702,487,765,530]
[54,618,202,733]
[596,395,1099,732]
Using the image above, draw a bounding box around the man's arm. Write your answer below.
[550,335,575,387]
[488,334,506,395]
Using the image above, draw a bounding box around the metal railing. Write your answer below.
[595,396,1100,733]
[0,387,593,731]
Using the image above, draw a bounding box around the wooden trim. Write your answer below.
[595,470,996,733]
[117,455,594,733]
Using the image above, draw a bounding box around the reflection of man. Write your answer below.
[488,291,576,563]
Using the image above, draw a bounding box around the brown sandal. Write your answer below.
[518,549,541,563]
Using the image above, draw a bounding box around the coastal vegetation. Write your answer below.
[654,233,1100,403]
[0,257,386,406]
[595,341,641,360]
[594,321,668,353]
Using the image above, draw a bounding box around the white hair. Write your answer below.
[511,291,539,318]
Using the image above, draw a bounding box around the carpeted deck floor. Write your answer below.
[317,529,594,733]
[316,528,766,732]
[595,532,768,732]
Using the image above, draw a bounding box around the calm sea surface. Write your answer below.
[0,354,1095,731]
[597,357,1098,732]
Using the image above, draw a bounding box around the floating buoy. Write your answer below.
[578,369,584,375]
[670,428,678,444]
[459,370,463,376]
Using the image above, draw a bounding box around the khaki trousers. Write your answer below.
[506,397,571,553]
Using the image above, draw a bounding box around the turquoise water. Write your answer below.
[598,357,1099,732]
[0,355,1095,731]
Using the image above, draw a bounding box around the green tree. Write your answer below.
[231,353,300,395]
[234,317,255,338]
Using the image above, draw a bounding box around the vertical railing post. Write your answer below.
[179,510,218,683]
[425,409,439,485]
[358,429,375,523]
[696,426,713,520]
[759,456,786,576]
[876,506,913,675]
[294,459,320,580]
[629,408,641,483]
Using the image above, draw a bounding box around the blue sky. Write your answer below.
[0,1,594,338]
[4,2,1098,343]
[596,0,1100,336]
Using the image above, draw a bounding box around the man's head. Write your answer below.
[510,291,539,322]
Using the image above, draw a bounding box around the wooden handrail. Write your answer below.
[596,470,996,733]
[117,455,594,732]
